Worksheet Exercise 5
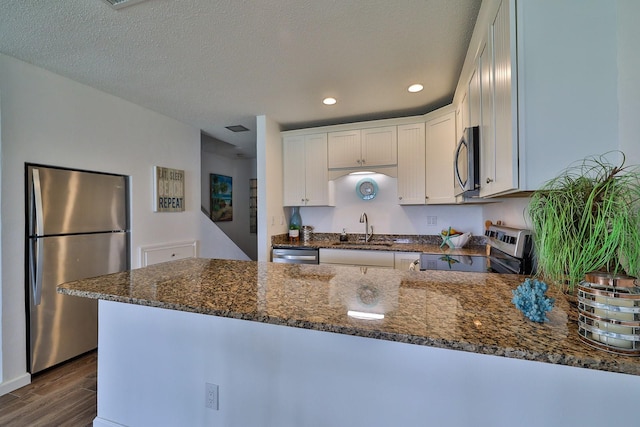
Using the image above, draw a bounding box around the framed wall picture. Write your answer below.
[154,166,185,212]
[210,174,233,221]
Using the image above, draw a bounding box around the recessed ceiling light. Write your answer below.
[323,97,337,105]
[408,84,424,93]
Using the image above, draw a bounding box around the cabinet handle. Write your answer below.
[361,159,366,165]
[398,196,403,200]
[356,159,361,165]
[486,178,494,184]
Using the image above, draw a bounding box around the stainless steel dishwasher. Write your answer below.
[272,247,319,264]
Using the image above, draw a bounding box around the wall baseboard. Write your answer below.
[0,373,30,397]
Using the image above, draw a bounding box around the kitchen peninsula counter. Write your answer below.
[58,257,639,376]
[59,258,640,426]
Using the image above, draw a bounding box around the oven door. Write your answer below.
[488,246,526,274]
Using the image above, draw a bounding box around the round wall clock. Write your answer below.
[356,178,378,200]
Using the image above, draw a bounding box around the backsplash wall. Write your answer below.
[295,173,485,238]
[482,197,531,230]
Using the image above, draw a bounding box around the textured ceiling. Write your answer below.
[0,0,481,158]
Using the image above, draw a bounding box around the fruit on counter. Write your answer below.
[441,227,463,236]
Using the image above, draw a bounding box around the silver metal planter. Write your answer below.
[577,272,640,356]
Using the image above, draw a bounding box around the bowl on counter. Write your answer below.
[445,232,471,249]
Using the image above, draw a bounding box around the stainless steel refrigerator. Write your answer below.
[26,164,129,373]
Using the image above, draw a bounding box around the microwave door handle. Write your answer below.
[454,142,465,189]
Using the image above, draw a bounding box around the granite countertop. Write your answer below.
[272,232,488,256]
[58,258,640,376]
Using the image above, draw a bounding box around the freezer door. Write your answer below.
[28,232,128,373]
[27,165,128,236]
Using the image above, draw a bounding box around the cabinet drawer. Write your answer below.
[319,248,394,268]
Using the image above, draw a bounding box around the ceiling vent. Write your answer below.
[225,125,250,133]
[102,0,149,9]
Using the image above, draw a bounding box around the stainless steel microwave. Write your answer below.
[453,126,480,197]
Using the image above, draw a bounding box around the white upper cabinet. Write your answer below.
[397,109,457,206]
[361,126,398,167]
[328,126,397,170]
[283,133,334,206]
[425,111,456,204]
[468,66,481,128]
[478,0,518,197]
[397,122,426,205]
[458,0,619,197]
[326,130,361,169]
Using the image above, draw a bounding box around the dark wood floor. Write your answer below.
[0,350,97,427]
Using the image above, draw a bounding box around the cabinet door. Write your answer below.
[397,123,426,205]
[491,0,518,195]
[283,135,307,206]
[425,112,456,204]
[456,94,466,143]
[468,66,481,127]
[304,133,331,206]
[361,126,398,167]
[328,130,361,169]
[479,39,496,197]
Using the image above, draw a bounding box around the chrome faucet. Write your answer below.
[359,212,373,242]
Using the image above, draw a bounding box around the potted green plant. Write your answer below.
[527,152,640,353]
[527,152,640,289]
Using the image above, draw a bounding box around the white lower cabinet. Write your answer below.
[319,248,395,268]
[394,252,421,270]
[283,133,334,206]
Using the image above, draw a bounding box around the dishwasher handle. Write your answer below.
[276,255,317,261]
[272,248,319,264]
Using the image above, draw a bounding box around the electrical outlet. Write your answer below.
[427,216,437,226]
[205,383,219,410]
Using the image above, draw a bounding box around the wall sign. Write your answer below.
[154,166,185,212]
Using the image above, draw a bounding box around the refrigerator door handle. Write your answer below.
[31,169,45,305]
[32,168,44,236]
[29,238,43,305]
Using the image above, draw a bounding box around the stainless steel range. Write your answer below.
[418,252,488,272]
[484,224,534,275]
[417,224,534,274]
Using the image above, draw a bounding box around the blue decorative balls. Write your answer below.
[512,278,555,323]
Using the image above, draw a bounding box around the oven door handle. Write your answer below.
[490,256,519,274]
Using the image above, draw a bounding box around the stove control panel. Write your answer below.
[485,225,532,259]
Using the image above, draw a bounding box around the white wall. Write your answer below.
[299,173,485,237]
[482,197,530,230]
[618,0,640,166]
[96,300,640,427]
[0,53,244,395]
[257,115,287,261]
[201,144,258,260]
